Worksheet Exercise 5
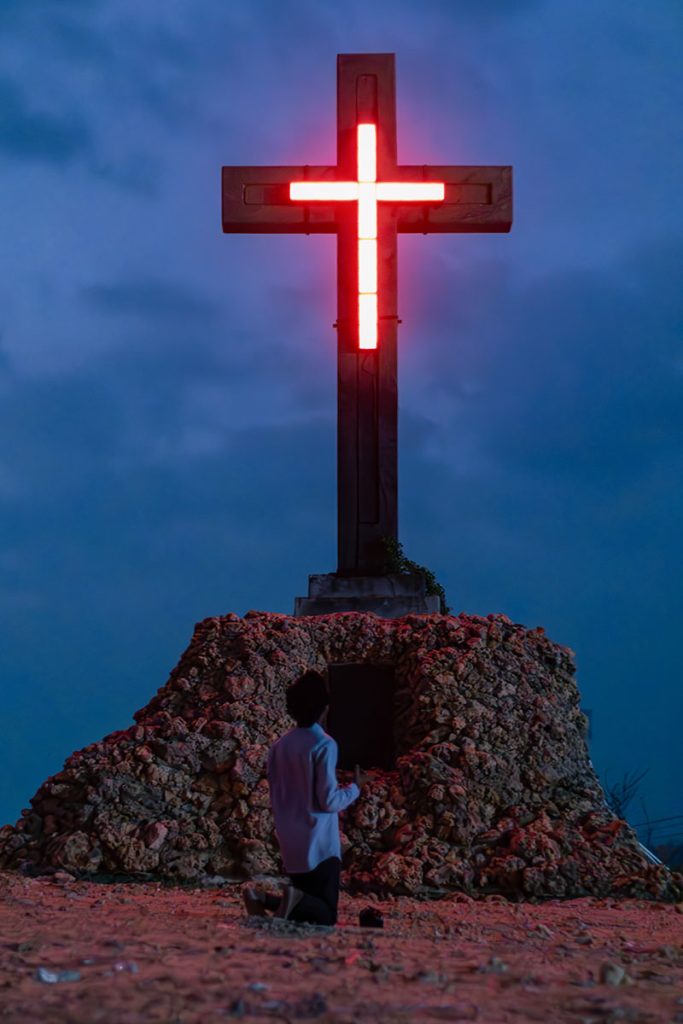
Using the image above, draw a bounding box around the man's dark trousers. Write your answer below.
[288,856,341,925]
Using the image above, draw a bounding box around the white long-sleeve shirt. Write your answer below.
[267,722,360,874]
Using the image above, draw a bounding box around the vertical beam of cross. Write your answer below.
[221,53,512,576]
[337,56,394,575]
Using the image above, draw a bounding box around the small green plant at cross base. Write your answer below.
[380,537,450,614]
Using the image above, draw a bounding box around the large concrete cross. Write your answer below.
[222,53,512,575]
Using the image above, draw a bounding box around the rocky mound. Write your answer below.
[1,611,679,900]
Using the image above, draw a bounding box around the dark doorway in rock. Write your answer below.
[327,663,396,770]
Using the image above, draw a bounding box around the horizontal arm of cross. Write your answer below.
[393,165,512,233]
[222,166,338,233]
[222,164,512,234]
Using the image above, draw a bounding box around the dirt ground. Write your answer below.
[0,871,681,1023]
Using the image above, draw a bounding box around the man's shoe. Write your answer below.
[243,885,268,917]
[275,884,304,920]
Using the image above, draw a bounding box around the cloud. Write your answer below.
[0,2,210,183]
[0,285,333,500]
[404,237,683,491]
[82,279,219,322]
[0,78,91,164]
[428,0,545,15]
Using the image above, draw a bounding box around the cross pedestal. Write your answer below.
[221,54,512,614]
[293,571,440,617]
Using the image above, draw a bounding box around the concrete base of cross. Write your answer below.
[293,572,441,617]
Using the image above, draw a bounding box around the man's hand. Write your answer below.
[354,764,370,790]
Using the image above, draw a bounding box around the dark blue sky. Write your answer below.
[1,0,681,837]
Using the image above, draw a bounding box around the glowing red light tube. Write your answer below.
[289,125,445,349]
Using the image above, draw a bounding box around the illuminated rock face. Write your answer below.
[1,612,679,900]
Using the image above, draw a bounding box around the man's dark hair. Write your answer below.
[286,670,329,727]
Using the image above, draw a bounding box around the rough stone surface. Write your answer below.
[1,611,680,900]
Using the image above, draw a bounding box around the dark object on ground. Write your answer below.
[1,611,680,901]
[359,906,384,928]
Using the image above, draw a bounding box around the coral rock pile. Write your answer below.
[1,611,679,900]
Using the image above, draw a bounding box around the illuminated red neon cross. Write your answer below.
[289,123,445,349]
[222,54,512,576]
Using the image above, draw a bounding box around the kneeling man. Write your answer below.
[244,670,362,924]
